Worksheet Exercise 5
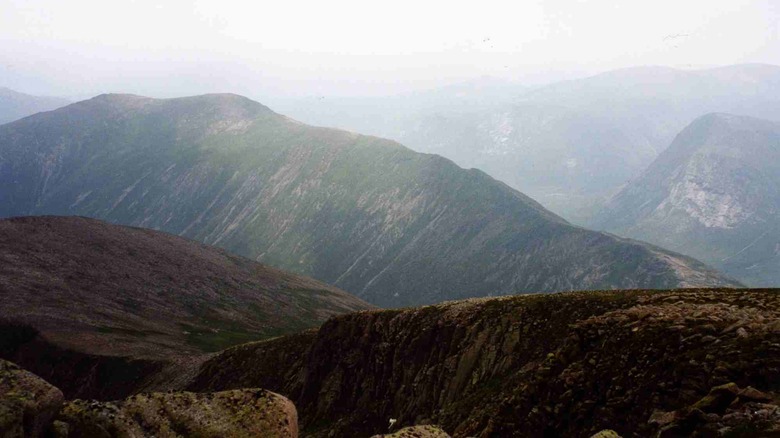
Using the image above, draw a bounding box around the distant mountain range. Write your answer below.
[0,216,371,358]
[275,64,780,224]
[0,87,69,125]
[0,93,739,306]
[593,113,780,287]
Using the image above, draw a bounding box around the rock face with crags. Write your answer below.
[594,113,780,287]
[0,359,64,438]
[188,289,780,437]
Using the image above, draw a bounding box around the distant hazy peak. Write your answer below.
[0,87,70,125]
[688,111,780,129]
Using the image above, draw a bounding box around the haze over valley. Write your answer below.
[1,1,779,437]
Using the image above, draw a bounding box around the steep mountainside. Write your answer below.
[594,113,780,287]
[0,93,739,307]
[0,87,69,125]
[0,216,371,359]
[276,64,780,223]
[189,289,780,437]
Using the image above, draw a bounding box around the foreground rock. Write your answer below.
[652,383,780,437]
[189,288,780,437]
[370,425,451,437]
[54,388,298,437]
[0,359,64,437]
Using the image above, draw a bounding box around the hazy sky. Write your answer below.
[1,0,778,98]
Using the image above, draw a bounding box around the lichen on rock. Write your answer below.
[54,388,298,437]
[0,359,64,438]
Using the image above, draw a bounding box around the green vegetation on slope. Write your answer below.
[0,93,739,306]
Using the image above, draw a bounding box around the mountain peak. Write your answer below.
[84,92,271,113]
[679,112,780,146]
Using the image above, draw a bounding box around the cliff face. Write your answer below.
[0,94,739,307]
[189,289,780,437]
[594,113,780,287]
[0,359,64,438]
[0,323,169,401]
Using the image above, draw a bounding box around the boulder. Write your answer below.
[0,359,64,438]
[370,425,451,437]
[55,388,298,437]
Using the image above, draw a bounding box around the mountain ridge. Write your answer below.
[0,93,740,306]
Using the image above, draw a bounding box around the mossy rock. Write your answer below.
[370,425,451,437]
[691,382,740,414]
[0,359,64,438]
[55,388,297,437]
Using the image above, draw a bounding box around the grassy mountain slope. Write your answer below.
[0,215,371,358]
[594,113,780,286]
[0,94,739,307]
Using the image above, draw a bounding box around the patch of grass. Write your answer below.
[179,322,268,353]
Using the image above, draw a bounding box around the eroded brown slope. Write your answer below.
[0,216,371,359]
[189,289,780,437]
[0,215,372,400]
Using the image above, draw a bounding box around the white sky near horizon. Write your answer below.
[0,0,778,99]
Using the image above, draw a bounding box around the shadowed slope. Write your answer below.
[189,288,780,437]
[0,215,372,358]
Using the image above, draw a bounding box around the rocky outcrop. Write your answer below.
[370,425,451,438]
[594,113,780,287]
[54,389,298,438]
[651,383,780,437]
[188,289,780,437]
[0,358,299,437]
[187,329,317,400]
[0,359,64,437]
[0,321,191,401]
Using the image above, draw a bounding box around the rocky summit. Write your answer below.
[0,359,298,438]
[0,93,739,307]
